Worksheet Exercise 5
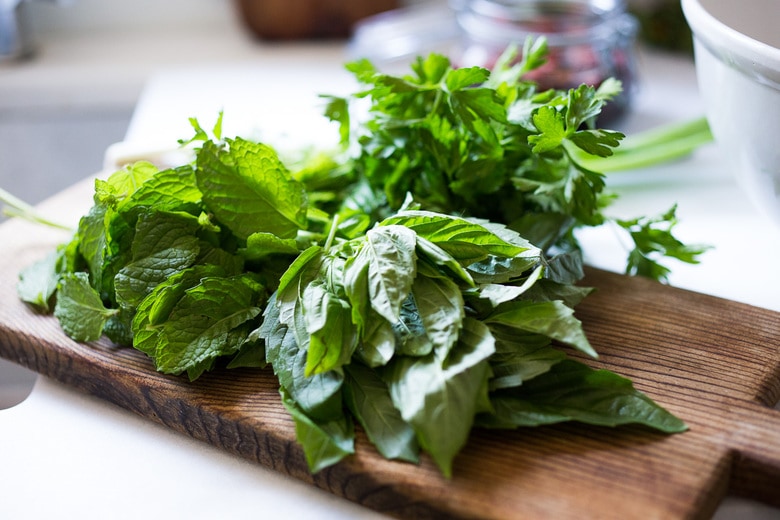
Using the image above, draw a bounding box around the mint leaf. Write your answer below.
[149,274,265,378]
[54,272,118,342]
[196,138,307,240]
[94,161,158,207]
[17,249,62,312]
[114,210,202,308]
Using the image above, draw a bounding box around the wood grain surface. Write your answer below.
[1,178,779,519]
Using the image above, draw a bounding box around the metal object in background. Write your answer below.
[0,0,34,60]
[1,0,71,61]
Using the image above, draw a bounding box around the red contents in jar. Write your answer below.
[454,0,638,125]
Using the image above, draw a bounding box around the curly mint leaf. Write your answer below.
[114,210,202,308]
[94,161,158,207]
[148,274,265,378]
[17,249,63,312]
[117,165,202,215]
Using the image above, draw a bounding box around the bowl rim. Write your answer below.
[681,0,780,90]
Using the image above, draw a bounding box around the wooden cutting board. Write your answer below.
[1,178,779,520]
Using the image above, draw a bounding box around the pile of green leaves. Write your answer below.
[316,39,708,281]
[15,42,698,477]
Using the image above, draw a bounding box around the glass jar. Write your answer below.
[452,0,639,123]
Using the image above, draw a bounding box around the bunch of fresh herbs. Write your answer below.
[11,42,705,476]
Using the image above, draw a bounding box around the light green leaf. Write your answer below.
[95,161,158,206]
[261,294,345,421]
[302,282,358,376]
[196,138,307,240]
[114,210,202,308]
[528,105,567,153]
[383,210,530,260]
[240,232,299,260]
[411,273,464,358]
[153,274,264,377]
[54,272,118,342]
[360,225,417,324]
[17,249,61,312]
[476,264,544,307]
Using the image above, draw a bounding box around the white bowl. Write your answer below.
[682,0,780,226]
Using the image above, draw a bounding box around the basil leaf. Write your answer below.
[383,317,495,477]
[483,359,688,433]
[486,300,596,358]
[261,294,344,421]
[280,387,354,474]
[344,363,419,462]
[359,225,417,324]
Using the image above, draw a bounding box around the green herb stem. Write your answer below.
[323,213,340,252]
[574,116,714,173]
[0,187,73,231]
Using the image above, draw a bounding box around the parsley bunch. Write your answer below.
[13,43,703,476]
[317,39,708,282]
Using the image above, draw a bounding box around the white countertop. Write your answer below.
[1,16,779,519]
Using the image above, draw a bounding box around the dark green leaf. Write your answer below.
[483,360,688,433]
[280,387,354,474]
[344,363,419,462]
[383,317,495,477]
[485,300,596,357]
